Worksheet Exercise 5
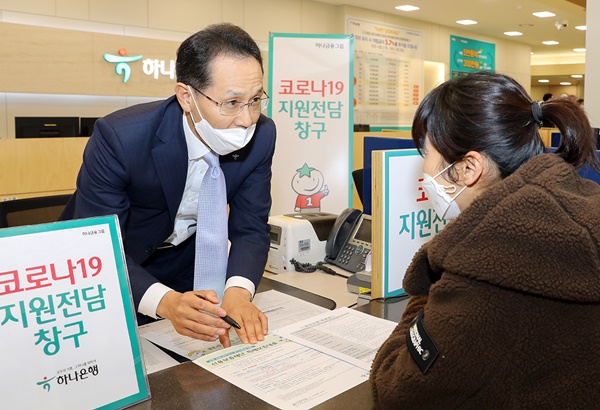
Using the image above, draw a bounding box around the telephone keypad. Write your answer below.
[336,243,368,271]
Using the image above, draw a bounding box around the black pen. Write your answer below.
[195,294,241,329]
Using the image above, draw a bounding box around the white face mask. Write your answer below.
[421,162,467,220]
[188,86,256,156]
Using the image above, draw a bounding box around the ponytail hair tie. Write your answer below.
[532,101,544,126]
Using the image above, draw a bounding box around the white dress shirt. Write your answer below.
[138,113,256,318]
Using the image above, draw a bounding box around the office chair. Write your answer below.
[550,130,599,149]
[578,163,600,185]
[0,194,72,228]
[545,148,600,185]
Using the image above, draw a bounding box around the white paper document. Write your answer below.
[194,334,369,410]
[139,318,224,360]
[140,338,179,374]
[275,307,397,371]
[139,290,329,360]
[140,289,398,409]
[194,307,397,409]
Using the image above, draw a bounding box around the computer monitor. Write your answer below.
[80,117,99,136]
[15,117,79,138]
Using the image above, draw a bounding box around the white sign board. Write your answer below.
[372,149,447,297]
[0,216,149,409]
[268,33,354,215]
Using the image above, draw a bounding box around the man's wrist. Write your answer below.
[139,283,173,319]
[224,286,252,301]
[224,276,255,301]
[155,290,179,320]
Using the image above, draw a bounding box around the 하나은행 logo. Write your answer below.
[104,48,143,83]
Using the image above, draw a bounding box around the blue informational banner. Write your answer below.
[0,216,149,409]
[450,35,496,77]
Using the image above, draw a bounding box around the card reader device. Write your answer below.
[266,212,337,274]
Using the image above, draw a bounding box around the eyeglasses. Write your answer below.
[191,86,270,116]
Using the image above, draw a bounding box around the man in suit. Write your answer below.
[62,23,276,348]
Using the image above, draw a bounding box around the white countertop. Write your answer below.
[263,267,360,308]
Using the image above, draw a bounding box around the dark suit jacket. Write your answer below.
[62,96,276,311]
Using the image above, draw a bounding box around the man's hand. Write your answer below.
[219,287,268,348]
[156,290,231,341]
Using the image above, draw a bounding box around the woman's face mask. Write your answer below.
[188,86,256,156]
[421,162,467,220]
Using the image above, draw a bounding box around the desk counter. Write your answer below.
[263,268,359,308]
[131,279,409,409]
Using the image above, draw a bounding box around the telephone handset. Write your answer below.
[325,208,372,273]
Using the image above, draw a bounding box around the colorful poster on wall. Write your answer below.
[0,216,149,409]
[450,35,496,78]
[346,17,424,128]
[371,150,447,298]
[268,33,354,215]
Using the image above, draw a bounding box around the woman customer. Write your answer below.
[371,71,600,409]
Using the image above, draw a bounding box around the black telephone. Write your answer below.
[325,208,372,273]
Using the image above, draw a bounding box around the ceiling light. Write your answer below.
[533,11,556,18]
[504,31,523,36]
[575,25,587,31]
[542,41,559,45]
[538,79,549,83]
[456,20,478,25]
[573,48,586,52]
[571,75,583,78]
[395,5,420,11]
[560,82,571,86]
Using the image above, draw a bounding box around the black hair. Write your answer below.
[412,72,600,178]
[176,23,263,91]
[542,93,553,102]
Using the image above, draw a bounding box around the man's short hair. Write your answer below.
[542,93,553,102]
[176,23,263,91]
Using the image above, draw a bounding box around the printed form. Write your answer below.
[194,307,397,409]
[275,307,395,371]
[139,290,330,361]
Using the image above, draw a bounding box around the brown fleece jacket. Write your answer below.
[371,154,600,409]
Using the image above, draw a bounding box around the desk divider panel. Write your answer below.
[371,149,446,298]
